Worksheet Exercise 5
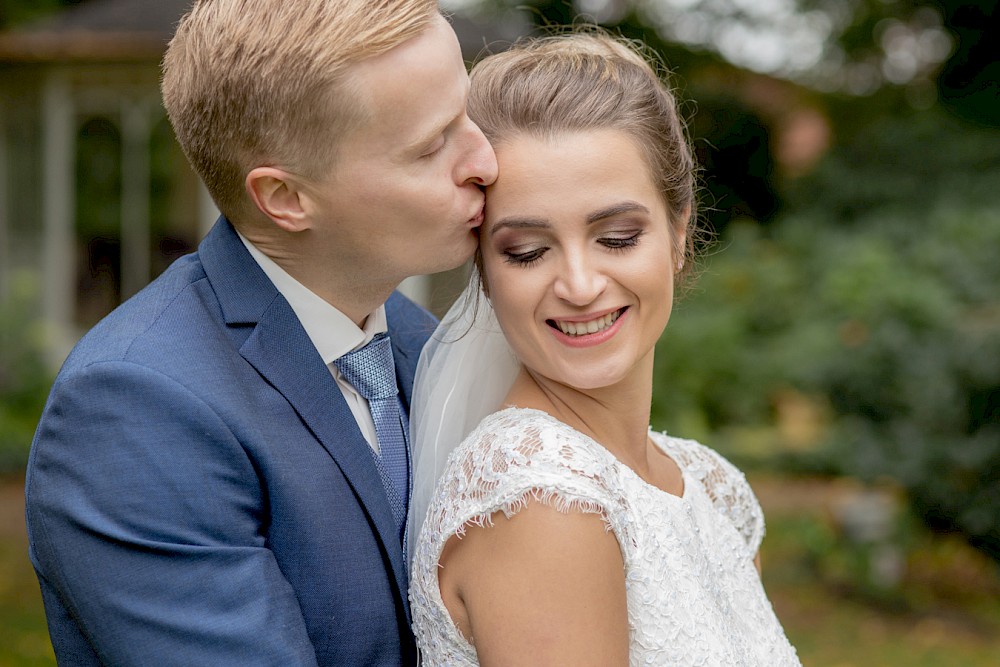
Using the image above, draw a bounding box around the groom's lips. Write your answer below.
[468,204,485,228]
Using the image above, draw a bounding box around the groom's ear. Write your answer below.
[245,167,311,233]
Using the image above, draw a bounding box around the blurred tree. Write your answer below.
[934,1,999,127]
[0,0,83,28]
[789,97,1000,217]
[827,0,998,127]
[689,96,779,228]
[464,0,996,126]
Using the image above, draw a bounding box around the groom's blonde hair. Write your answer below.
[161,0,439,224]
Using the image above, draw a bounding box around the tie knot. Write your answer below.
[333,333,399,401]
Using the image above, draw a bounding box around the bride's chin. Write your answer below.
[527,367,626,393]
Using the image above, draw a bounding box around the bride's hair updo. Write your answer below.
[468,30,698,278]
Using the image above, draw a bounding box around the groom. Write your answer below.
[24,1,496,665]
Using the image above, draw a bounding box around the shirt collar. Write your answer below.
[237,230,387,364]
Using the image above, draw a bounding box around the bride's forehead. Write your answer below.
[475,134,674,253]
[489,131,658,192]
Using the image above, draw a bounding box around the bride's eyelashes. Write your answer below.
[503,246,547,266]
[600,230,644,251]
[501,230,646,267]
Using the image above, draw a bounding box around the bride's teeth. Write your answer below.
[556,309,622,337]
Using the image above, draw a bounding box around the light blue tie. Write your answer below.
[333,333,409,541]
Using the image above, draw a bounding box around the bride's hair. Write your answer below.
[468,30,698,285]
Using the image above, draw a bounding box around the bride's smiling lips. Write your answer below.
[546,306,630,348]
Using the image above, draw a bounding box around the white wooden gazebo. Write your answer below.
[0,0,209,364]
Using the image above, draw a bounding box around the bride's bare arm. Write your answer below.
[438,499,629,667]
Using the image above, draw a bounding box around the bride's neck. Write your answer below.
[505,363,653,462]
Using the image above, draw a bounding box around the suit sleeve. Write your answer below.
[25,360,320,666]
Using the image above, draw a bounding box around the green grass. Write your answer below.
[0,477,54,667]
[756,473,1000,666]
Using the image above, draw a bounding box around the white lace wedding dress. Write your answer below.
[409,407,801,666]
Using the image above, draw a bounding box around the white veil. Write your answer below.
[407,272,520,562]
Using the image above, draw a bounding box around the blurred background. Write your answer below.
[0,0,997,664]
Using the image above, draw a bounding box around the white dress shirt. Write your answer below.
[238,232,386,453]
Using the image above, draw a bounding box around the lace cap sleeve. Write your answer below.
[656,432,766,555]
[418,409,635,560]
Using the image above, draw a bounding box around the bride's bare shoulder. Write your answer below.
[439,497,628,666]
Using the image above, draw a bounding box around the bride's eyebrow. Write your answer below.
[490,201,650,235]
[490,217,550,234]
[587,201,649,224]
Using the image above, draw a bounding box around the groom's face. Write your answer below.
[307,15,498,285]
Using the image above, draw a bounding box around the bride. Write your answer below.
[407,31,801,666]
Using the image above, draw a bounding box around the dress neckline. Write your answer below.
[489,406,691,503]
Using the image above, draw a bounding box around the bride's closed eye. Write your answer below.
[600,230,644,251]
[504,246,549,266]
[501,230,644,267]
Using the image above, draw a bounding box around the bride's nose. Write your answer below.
[552,252,608,306]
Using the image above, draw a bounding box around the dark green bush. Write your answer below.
[653,103,1000,562]
[653,203,1000,562]
[0,274,52,474]
[819,207,1000,561]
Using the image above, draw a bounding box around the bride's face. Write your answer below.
[479,128,677,391]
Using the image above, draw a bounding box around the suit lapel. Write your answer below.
[240,300,410,600]
[199,218,411,614]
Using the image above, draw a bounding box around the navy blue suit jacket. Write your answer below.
[25,218,435,665]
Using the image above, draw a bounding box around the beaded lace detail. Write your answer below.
[410,407,800,666]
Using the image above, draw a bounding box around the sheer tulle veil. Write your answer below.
[406,272,520,562]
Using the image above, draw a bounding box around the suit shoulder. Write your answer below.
[60,253,208,372]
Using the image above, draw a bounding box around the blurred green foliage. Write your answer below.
[0,0,81,29]
[654,105,1000,562]
[0,275,51,474]
[758,476,1000,665]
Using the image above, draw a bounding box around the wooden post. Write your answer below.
[41,70,76,366]
[120,99,151,299]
